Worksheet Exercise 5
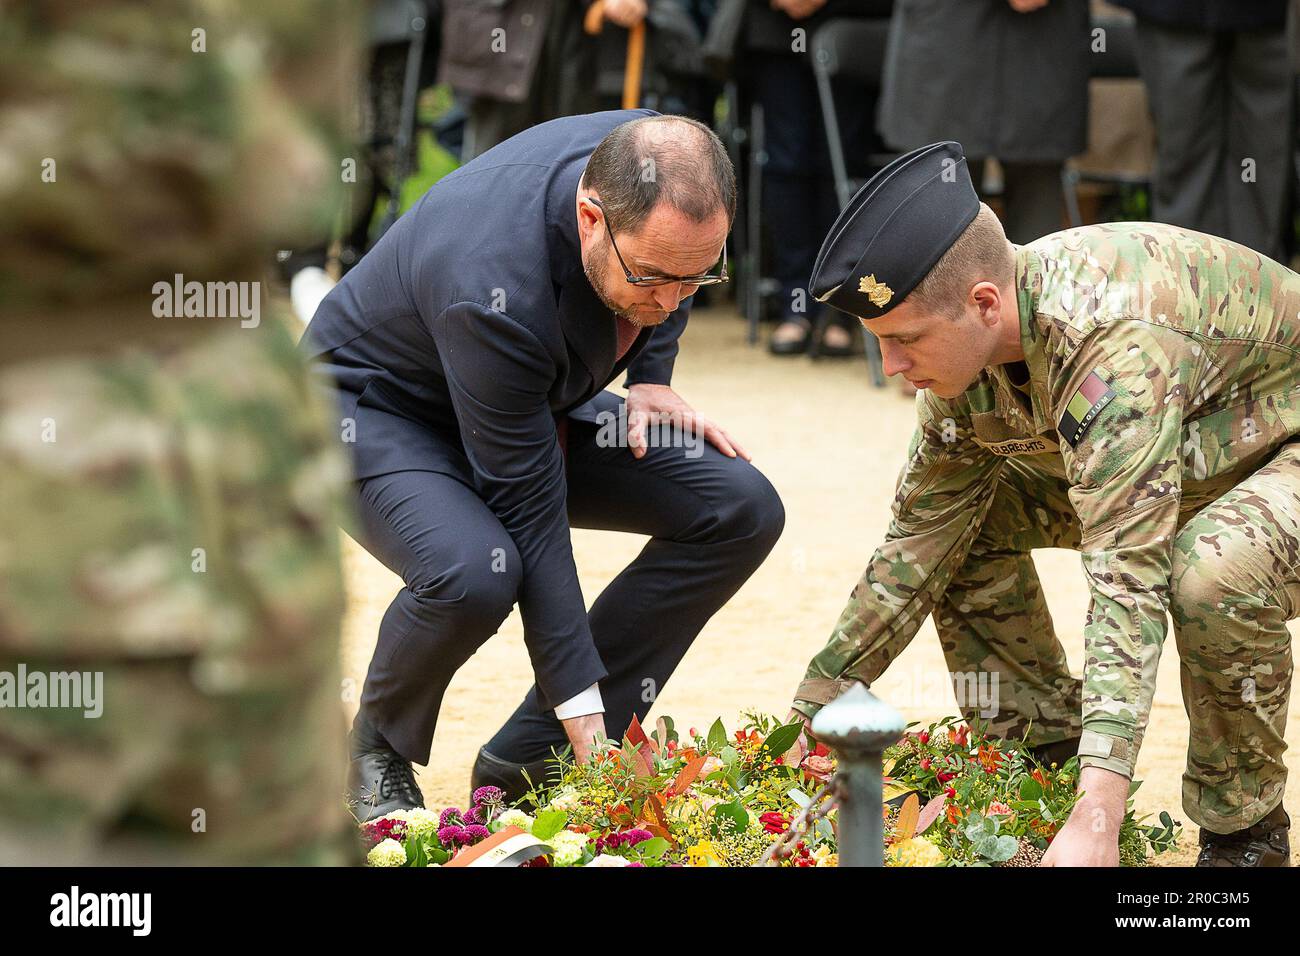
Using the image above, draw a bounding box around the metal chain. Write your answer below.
[756,776,842,866]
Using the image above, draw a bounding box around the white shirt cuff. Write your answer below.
[553,683,605,720]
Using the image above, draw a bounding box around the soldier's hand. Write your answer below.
[1040,767,1127,866]
[1007,0,1050,12]
[625,383,751,461]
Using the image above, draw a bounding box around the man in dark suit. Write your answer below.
[302,109,785,820]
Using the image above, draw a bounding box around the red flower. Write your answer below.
[919,758,932,771]
[936,771,955,783]
[918,731,930,745]
[760,812,791,834]
[952,725,970,747]
[944,787,957,798]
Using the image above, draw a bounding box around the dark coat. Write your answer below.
[1112,0,1287,33]
[438,0,555,102]
[878,0,1091,162]
[301,109,690,709]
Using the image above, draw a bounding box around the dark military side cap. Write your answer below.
[809,141,980,320]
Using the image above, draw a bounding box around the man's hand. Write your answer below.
[605,0,647,28]
[626,383,751,461]
[1008,0,1050,12]
[772,0,827,20]
[561,712,610,765]
[1040,766,1127,866]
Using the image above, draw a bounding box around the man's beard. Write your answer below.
[583,237,659,328]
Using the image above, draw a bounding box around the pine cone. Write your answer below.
[999,837,1044,867]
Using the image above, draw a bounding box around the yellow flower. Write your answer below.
[886,836,945,867]
[686,841,725,867]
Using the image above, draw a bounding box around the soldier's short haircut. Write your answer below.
[907,203,1015,318]
[581,115,736,234]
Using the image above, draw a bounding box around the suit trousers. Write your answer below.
[351,405,785,765]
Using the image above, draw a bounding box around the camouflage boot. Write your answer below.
[1196,804,1291,867]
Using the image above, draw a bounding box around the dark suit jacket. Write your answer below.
[302,108,691,709]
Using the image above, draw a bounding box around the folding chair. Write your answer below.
[371,0,432,240]
[1062,13,1151,227]
[810,18,898,384]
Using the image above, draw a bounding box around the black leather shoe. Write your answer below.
[469,747,562,807]
[348,717,424,824]
[768,318,811,356]
[1197,803,1291,867]
[1028,736,1081,768]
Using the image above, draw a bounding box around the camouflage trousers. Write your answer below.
[0,321,358,863]
[926,446,1299,835]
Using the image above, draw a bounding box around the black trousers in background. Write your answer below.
[1132,20,1293,263]
[352,407,785,766]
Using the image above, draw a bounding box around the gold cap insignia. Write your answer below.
[858,274,893,308]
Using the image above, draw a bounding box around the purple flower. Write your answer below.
[627,862,646,868]
[437,825,465,846]
[471,786,504,807]
[462,806,484,825]
[463,824,491,843]
[622,829,653,847]
[439,807,464,829]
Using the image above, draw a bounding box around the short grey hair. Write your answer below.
[580,115,735,235]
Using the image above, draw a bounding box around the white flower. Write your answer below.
[552,843,583,866]
[366,839,407,867]
[401,808,441,838]
[585,854,630,867]
[547,786,580,812]
[548,828,590,848]
[496,809,535,833]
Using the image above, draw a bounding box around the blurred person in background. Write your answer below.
[745,0,895,357]
[879,0,1090,245]
[1114,0,1293,263]
[441,0,595,160]
[0,1,360,864]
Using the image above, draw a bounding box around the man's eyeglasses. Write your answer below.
[587,197,729,287]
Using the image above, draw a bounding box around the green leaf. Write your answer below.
[635,837,670,861]
[1019,777,1042,801]
[760,722,803,759]
[987,835,1018,862]
[720,745,739,765]
[531,809,569,842]
[707,718,728,751]
[710,800,749,836]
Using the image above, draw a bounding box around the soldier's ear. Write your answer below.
[970,281,1002,325]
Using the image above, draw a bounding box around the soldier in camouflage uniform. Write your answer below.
[792,141,1297,866]
[0,1,361,863]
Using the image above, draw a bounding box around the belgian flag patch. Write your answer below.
[1058,370,1116,448]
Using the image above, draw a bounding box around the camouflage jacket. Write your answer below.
[795,222,1300,777]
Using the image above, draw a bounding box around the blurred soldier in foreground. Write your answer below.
[791,142,1299,867]
[0,1,359,864]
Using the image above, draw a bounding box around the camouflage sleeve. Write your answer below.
[1056,323,1197,778]
[792,387,1004,719]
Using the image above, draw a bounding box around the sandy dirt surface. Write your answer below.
[339,305,1298,866]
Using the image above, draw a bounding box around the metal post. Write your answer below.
[811,682,905,867]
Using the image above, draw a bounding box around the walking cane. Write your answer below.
[583,0,647,110]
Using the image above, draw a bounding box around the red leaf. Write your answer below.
[669,754,708,796]
[625,714,655,777]
[915,793,947,835]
